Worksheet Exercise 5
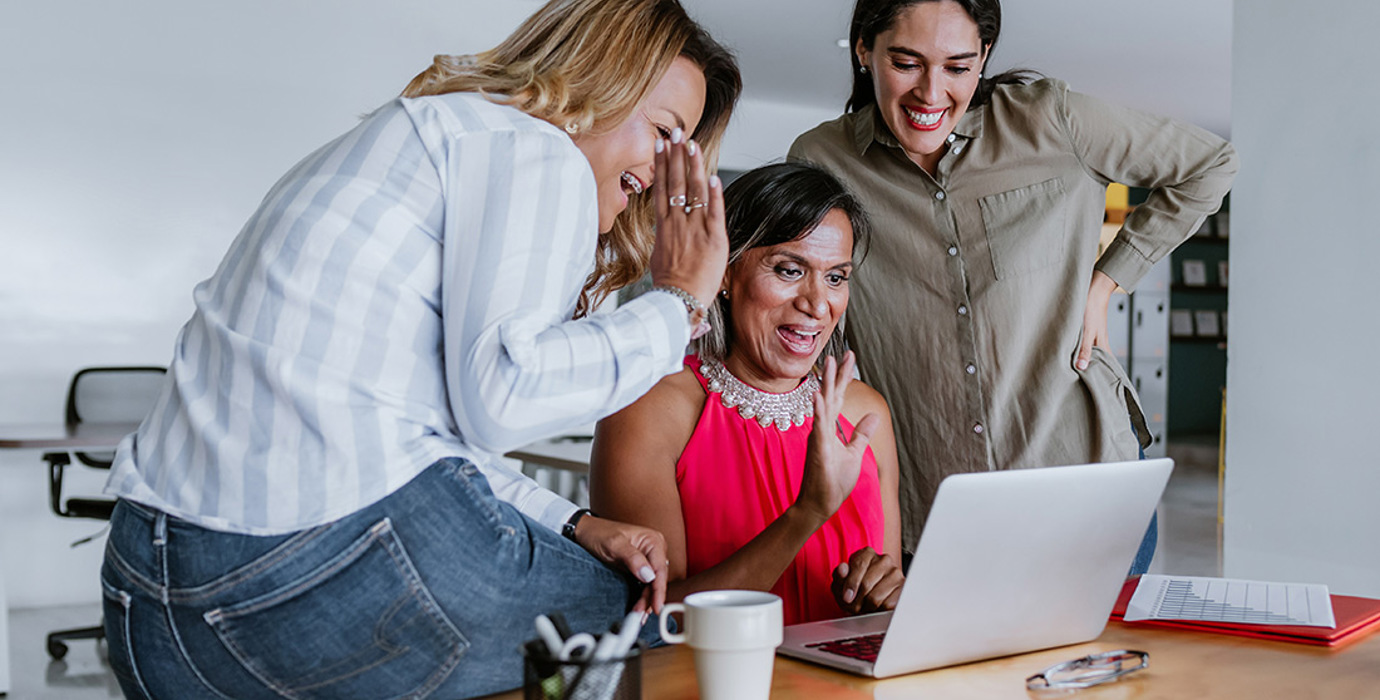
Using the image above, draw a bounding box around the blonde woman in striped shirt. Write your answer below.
[100,1,740,697]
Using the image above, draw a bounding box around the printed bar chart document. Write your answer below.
[1125,575,1336,628]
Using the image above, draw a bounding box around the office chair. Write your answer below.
[42,365,166,660]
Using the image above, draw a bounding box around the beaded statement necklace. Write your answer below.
[698,358,820,431]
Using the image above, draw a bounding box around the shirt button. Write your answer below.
[958,305,968,316]
[966,363,976,375]
[934,191,946,201]
[952,145,964,154]
[948,246,958,256]
[946,133,957,143]
[973,423,985,435]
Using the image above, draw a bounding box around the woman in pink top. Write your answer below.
[592,162,905,625]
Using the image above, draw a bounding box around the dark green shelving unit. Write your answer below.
[1131,189,1230,439]
[1169,228,1228,439]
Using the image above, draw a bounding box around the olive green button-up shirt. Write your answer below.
[790,79,1237,544]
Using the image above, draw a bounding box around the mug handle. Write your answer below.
[659,603,686,644]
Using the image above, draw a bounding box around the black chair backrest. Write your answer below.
[66,366,167,467]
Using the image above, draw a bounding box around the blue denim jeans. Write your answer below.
[1129,511,1159,576]
[100,458,634,699]
[1128,438,1158,576]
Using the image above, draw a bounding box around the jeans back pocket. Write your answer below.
[102,582,154,700]
[205,518,468,699]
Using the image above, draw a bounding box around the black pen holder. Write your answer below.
[522,642,644,700]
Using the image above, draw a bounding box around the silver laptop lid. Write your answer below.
[872,459,1172,677]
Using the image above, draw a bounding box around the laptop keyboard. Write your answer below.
[805,632,886,663]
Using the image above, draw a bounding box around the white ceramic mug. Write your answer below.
[658,590,783,700]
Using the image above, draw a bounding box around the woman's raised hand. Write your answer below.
[648,130,728,310]
[794,352,880,524]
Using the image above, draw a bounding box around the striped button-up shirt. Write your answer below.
[107,93,689,535]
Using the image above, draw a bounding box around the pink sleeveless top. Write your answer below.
[677,355,885,625]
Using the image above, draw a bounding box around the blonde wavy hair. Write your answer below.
[402,0,741,316]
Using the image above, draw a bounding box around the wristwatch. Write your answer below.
[562,508,593,541]
[653,285,710,340]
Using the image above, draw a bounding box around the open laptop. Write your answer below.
[777,458,1173,678]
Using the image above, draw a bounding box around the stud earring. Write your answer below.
[719,289,729,300]
[859,65,868,74]
[565,122,579,135]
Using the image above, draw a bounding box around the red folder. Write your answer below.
[1109,576,1380,648]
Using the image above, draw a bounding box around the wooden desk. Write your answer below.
[506,437,593,507]
[0,421,139,450]
[0,425,584,464]
[506,437,593,474]
[481,623,1380,699]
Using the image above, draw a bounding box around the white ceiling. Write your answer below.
[684,0,1232,137]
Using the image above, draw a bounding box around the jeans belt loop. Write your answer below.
[153,511,168,547]
[152,511,172,602]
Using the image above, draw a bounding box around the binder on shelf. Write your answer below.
[1181,259,1209,287]
[1193,310,1221,338]
[1170,309,1195,338]
[1110,577,1380,648]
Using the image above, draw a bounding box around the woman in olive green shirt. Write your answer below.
[790,0,1237,571]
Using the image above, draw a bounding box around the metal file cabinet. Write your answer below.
[1126,259,1171,458]
[1131,360,1168,457]
[1131,292,1170,365]
[1108,293,1132,365]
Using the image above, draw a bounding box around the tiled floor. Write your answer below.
[2,442,1224,699]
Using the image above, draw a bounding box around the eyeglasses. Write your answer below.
[1026,649,1149,691]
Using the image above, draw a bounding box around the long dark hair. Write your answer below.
[846,0,1036,113]
[693,161,872,365]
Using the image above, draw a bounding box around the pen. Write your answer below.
[534,614,565,658]
[548,611,575,640]
[592,631,622,661]
[612,611,642,658]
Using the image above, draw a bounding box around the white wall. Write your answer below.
[1225,1,1380,596]
[0,1,833,608]
[718,97,839,171]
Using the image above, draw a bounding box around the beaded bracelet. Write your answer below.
[652,284,711,340]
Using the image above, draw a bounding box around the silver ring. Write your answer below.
[669,194,688,207]
[683,202,709,214]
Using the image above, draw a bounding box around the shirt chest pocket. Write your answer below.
[978,177,1069,279]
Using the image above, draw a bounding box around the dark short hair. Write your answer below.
[693,161,871,365]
